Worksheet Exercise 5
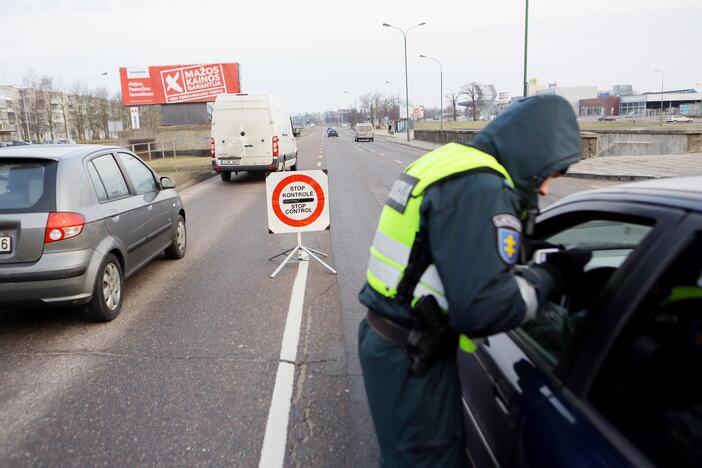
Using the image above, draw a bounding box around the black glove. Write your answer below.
[537,249,592,297]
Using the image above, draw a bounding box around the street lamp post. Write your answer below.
[86,71,109,89]
[344,90,357,125]
[419,54,443,131]
[382,21,426,142]
[523,0,529,97]
[655,69,664,123]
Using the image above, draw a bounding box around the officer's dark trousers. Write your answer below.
[358,318,467,468]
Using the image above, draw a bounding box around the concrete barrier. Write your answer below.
[118,124,211,156]
[414,128,702,159]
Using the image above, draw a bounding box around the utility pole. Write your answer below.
[655,69,664,124]
[383,22,426,142]
[523,0,529,97]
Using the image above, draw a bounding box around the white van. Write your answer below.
[354,122,374,142]
[211,93,297,181]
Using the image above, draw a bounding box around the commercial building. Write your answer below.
[619,89,702,117]
[580,96,621,116]
[536,85,598,114]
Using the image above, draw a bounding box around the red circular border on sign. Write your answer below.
[272,174,325,227]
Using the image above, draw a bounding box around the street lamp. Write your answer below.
[344,90,357,125]
[382,21,426,142]
[419,54,443,131]
[86,72,109,90]
[655,69,664,123]
[523,0,529,97]
[385,81,401,120]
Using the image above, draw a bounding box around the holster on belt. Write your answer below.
[367,295,458,377]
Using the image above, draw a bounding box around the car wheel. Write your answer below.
[370,138,374,142]
[164,215,186,260]
[220,171,232,181]
[85,253,123,322]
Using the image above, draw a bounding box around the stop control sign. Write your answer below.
[266,170,330,234]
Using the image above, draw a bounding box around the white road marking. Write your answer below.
[395,159,403,164]
[259,260,309,468]
[317,161,321,167]
[379,153,384,156]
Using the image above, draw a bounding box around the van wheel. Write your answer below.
[85,254,123,322]
[220,171,232,182]
[164,215,186,260]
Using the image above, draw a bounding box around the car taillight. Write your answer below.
[45,212,85,243]
[272,136,279,157]
[210,137,215,159]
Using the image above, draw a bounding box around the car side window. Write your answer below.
[588,232,702,468]
[86,161,108,202]
[91,155,129,200]
[117,153,157,195]
[515,217,654,368]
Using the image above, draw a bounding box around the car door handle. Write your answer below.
[244,144,254,147]
[282,133,289,136]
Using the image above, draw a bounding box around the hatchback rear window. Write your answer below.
[0,159,57,213]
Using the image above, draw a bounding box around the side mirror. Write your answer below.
[160,176,176,189]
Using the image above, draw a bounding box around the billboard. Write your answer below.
[119,63,240,105]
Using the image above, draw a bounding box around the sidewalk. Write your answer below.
[567,153,702,181]
[374,129,702,181]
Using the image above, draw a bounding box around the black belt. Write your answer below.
[366,309,411,350]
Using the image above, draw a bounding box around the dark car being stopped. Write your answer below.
[327,128,339,137]
[0,145,187,322]
[460,176,702,468]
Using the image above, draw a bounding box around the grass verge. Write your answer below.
[146,156,213,187]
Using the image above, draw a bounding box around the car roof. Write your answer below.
[550,176,702,213]
[0,144,124,161]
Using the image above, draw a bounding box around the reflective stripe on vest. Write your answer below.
[366,143,514,354]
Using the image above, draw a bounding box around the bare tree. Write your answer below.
[70,81,89,141]
[445,89,462,121]
[460,82,480,121]
[38,76,57,141]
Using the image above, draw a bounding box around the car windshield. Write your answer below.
[0,159,57,213]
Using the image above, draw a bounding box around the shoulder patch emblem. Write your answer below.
[386,173,419,213]
[493,214,522,265]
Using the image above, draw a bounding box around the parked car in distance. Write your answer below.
[0,144,187,321]
[210,93,297,182]
[597,115,616,121]
[10,140,31,146]
[0,143,8,148]
[354,122,374,142]
[666,114,693,123]
[327,128,339,137]
[459,176,702,468]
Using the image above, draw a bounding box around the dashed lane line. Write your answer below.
[258,260,309,468]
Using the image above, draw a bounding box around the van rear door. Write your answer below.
[213,97,272,164]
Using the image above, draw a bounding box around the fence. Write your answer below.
[129,141,177,160]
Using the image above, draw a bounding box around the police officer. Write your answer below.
[358,95,591,467]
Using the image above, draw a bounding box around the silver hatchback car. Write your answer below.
[0,145,186,321]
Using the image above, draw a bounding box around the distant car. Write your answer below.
[56,138,75,144]
[10,140,31,146]
[666,115,693,123]
[460,176,702,468]
[0,144,187,321]
[0,142,8,148]
[597,115,616,121]
[327,128,339,137]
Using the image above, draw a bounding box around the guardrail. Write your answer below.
[129,141,177,160]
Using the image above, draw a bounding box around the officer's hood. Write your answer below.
[468,95,580,210]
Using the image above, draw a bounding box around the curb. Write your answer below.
[178,171,216,190]
[564,172,658,182]
[375,135,435,152]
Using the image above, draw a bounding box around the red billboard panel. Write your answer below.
[119,63,240,105]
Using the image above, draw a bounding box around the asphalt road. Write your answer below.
[0,127,618,467]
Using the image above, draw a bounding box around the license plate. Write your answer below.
[220,159,240,165]
[0,236,11,253]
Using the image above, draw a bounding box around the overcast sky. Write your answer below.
[2,0,700,113]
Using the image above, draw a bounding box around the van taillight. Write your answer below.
[210,137,215,159]
[45,212,85,243]
[272,136,279,157]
